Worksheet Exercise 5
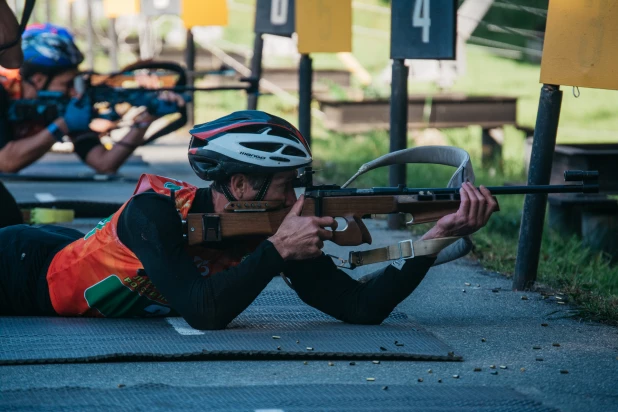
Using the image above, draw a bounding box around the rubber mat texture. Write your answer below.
[0,291,459,364]
[0,384,559,411]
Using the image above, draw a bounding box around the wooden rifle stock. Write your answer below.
[185,194,466,247]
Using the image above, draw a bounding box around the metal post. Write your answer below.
[67,0,74,31]
[388,59,409,229]
[247,33,264,110]
[185,28,196,125]
[45,0,52,22]
[513,84,563,290]
[85,0,95,70]
[107,18,119,71]
[481,127,502,169]
[299,54,313,146]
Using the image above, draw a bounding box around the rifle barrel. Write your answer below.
[307,183,598,198]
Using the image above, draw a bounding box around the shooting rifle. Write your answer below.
[6,61,257,145]
[184,146,599,269]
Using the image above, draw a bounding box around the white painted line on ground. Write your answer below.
[35,193,56,203]
[165,317,204,335]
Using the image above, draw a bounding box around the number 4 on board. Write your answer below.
[413,0,431,43]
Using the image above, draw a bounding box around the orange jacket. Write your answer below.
[46,174,255,317]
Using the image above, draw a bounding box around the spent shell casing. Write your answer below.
[366,377,375,381]
[552,343,561,347]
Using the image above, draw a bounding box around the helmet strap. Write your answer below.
[254,175,273,201]
[23,72,54,92]
[213,174,273,202]
[41,73,55,91]
[214,181,237,202]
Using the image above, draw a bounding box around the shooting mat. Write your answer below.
[0,291,460,365]
[0,384,558,411]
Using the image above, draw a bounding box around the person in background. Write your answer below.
[0,23,185,174]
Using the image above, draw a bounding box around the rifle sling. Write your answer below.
[347,237,460,268]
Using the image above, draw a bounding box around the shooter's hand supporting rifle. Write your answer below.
[421,182,499,242]
[71,89,186,174]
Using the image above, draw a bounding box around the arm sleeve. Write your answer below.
[71,132,103,162]
[0,87,13,150]
[283,253,436,325]
[117,192,285,330]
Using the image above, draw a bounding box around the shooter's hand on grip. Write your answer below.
[268,195,338,261]
[58,96,93,134]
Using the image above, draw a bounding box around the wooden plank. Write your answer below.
[319,95,517,133]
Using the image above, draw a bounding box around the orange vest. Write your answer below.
[0,67,22,99]
[0,66,45,139]
[46,174,258,317]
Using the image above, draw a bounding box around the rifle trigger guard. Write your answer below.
[202,215,222,242]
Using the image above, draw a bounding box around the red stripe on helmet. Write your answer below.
[191,122,266,141]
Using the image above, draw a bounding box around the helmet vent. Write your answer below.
[281,146,307,157]
[270,156,291,163]
[239,142,283,152]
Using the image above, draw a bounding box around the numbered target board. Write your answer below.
[391,0,457,60]
[540,0,618,91]
[296,0,352,54]
[103,0,139,17]
[140,0,180,16]
[182,0,228,28]
[255,0,296,37]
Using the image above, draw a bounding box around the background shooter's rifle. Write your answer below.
[6,61,258,145]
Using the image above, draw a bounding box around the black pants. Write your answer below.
[0,181,23,229]
[0,224,83,315]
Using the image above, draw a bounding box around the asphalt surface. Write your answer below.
[1,137,617,411]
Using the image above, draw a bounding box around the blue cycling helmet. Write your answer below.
[20,23,84,88]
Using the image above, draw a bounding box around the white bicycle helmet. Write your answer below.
[188,111,312,200]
